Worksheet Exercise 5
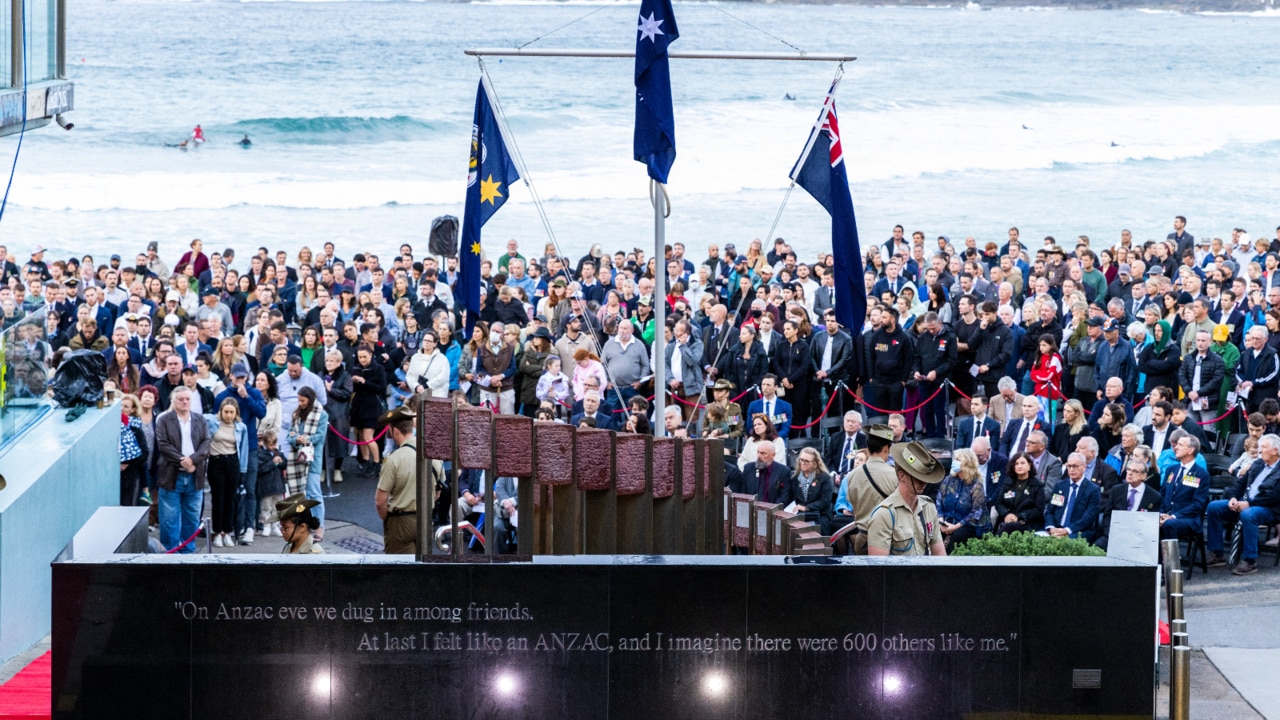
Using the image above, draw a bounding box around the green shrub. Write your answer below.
[951,531,1106,557]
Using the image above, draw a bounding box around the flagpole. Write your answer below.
[653,180,667,438]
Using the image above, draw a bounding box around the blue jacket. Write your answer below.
[747,397,794,439]
[1044,477,1102,541]
[1160,463,1210,520]
[202,415,250,475]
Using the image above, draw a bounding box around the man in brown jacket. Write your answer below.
[156,386,211,553]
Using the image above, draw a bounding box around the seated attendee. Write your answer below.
[1089,377,1134,428]
[1230,412,1266,458]
[1091,402,1128,458]
[1105,423,1143,475]
[1050,399,1089,462]
[790,447,834,535]
[1026,430,1063,488]
[730,440,792,505]
[989,376,1025,435]
[570,389,613,430]
[1155,428,1208,477]
[1168,401,1209,448]
[1095,459,1162,551]
[738,414,787,472]
[954,394,1001,450]
[935,448,990,553]
[1142,400,1176,457]
[662,405,692,439]
[1077,436,1119,492]
[1206,433,1280,576]
[1000,396,1048,457]
[993,452,1047,535]
[1158,435,1211,542]
[1229,436,1260,479]
[971,435,1008,510]
[1133,385,1174,428]
[823,410,866,480]
[1044,452,1103,542]
[746,374,793,439]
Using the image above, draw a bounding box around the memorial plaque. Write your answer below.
[534,423,576,486]
[455,405,493,470]
[494,415,534,477]
[753,502,779,555]
[772,510,797,555]
[53,555,1158,720]
[1106,511,1160,566]
[420,397,455,460]
[731,493,754,550]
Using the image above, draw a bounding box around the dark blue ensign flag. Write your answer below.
[634,0,679,183]
[460,79,519,334]
[790,84,865,333]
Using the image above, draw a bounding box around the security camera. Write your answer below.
[55,114,73,131]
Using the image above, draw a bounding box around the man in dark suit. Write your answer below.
[1027,431,1063,490]
[1142,400,1177,457]
[729,442,792,506]
[1236,325,1279,413]
[1000,396,1047,457]
[971,435,1008,509]
[1158,435,1211,541]
[812,273,836,318]
[954,394,1002,451]
[1044,452,1103,542]
[1095,458,1163,550]
[747,375,794,439]
[570,389,615,430]
[823,410,867,485]
[1077,436,1119,493]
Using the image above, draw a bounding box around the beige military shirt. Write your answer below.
[849,456,899,530]
[865,489,942,556]
[377,441,419,513]
[283,534,323,554]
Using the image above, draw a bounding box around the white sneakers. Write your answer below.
[240,528,255,545]
[213,533,225,548]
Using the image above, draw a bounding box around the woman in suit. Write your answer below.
[791,447,835,535]
[723,325,768,406]
[993,452,1047,535]
[771,320,812,432]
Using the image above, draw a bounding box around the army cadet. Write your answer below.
[276,494,323,554]
[375,404,427,555]
[844,424,898,555]
[866,440,947,556]
[704,379,745,443]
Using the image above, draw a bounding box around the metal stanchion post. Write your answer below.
[203,518,212,554]
[1171,643,1191,720]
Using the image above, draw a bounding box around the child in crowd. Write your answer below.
[1029,333,1065,423]
[256,431,287,537]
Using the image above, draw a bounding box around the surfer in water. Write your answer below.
[191,125,205,145]
[239,134,252,148]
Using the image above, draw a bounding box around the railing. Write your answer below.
[0,305,52,452]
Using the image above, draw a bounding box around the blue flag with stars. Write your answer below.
[460,78,519,334]
[790,82,865,333]
[634,0,678,183]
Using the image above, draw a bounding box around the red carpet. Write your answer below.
[0,651,51,719]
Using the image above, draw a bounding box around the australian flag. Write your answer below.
[460,78,519,333]
[790,82,865,333]
[634,0,678,183]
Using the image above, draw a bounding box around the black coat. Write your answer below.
[791,471,835,534]
[723,342,769,400]
[993,476,1047,529]
[349,361,388,425]
[732,461,793,506]
[771,338,812,412]
[1137,342,1181,395]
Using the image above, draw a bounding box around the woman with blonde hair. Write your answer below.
[791,446,834,534]
[935,448,989,552]
[1050,399,1089,460]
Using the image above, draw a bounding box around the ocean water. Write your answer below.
[2,0,1279,262]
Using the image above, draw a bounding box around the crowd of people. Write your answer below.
[1,218,1278,563]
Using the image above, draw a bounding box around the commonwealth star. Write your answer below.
[479,174,504,205]
[637,12,664,43]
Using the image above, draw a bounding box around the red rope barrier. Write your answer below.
[328,424,389,446]
[1196,404,1244,426]
[841,381,948,417]
[792,388,841,430]
[164,522,205,554]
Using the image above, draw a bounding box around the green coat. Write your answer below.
[1211,340,1241,434]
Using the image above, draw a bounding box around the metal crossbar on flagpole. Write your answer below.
[465,48,856,61]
